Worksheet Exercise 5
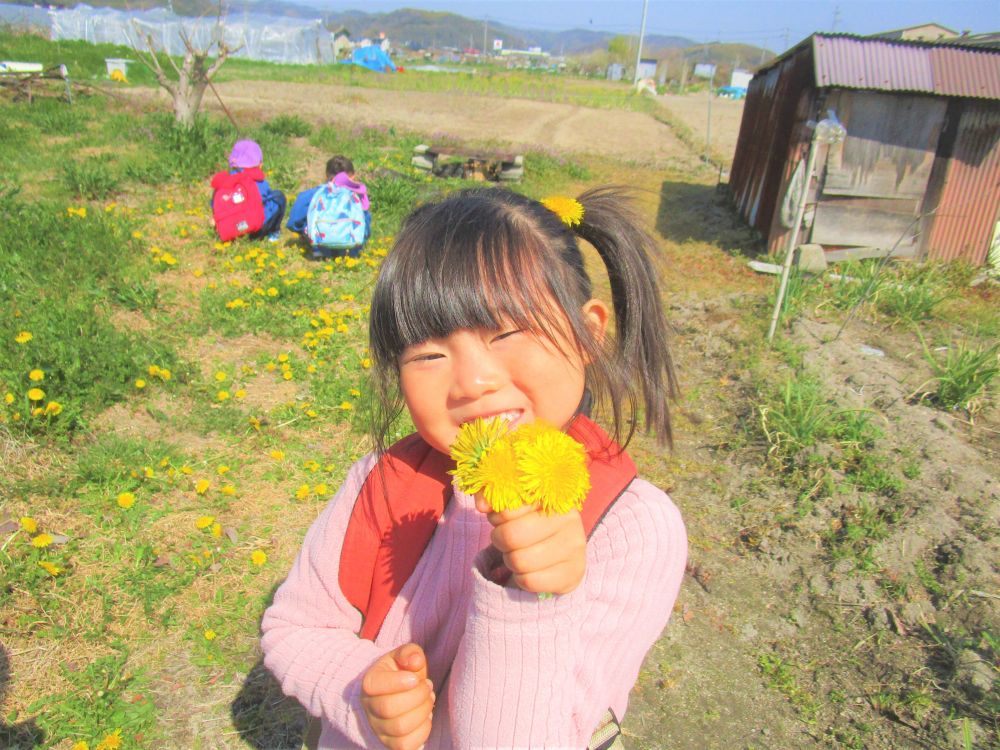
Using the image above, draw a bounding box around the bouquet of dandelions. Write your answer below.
[450,417,591,517]
[450,418,591,597]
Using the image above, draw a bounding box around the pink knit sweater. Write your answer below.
[261,452,687,749]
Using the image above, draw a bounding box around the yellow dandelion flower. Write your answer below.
[338,401,352,411]
[195,515,215,529]
[266,287,278,297]
[132,230,143,239]
[282,371,293,381]
[21,516,38,533]
[159,368,172,381]
[216,390,230,402]
[27,387,45,401]
[31,533,53,548]
[38,560,62,576]
[144,466,155,478]
[211,522,222,538]
[249,416,262,430]
[193,268,204,278]
[540,196,585,227]
[135,378,147,389]
[29,369,44,381]
[235,389,246,399]
[269,449,284,460]
[203,629,217,641]
[160,252,177,266]
[221,484,236,496]
[148,365,161,377]
[217,464,230,475]
[214,371,227,382]
[15,331,33,344]
[474,439,524,512]
[277,353,289,363]
[44,401,63,416]
[295,484,310,500]
[313,482,328,496]
[251,550,267,567]
[4,392,13,404]
[195,479,211,494]
[31,406,44,417]
[95,729,122,750]
[117,492,136,509]
[450,417,511,487]
[349,388,361,397]
[180,464,192,474]
[71,740,89,750]
[517,428,590,514]
[361,358,372,369]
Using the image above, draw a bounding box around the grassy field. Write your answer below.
[2,29,998,750]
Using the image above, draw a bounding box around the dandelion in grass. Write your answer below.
[15,331,33,344]
[43,401,62,416]
[71,741,89,750]
[314,483,329,496]
[20,517,37,533]
[195,515,215,530]
[117,492,136,509]
[235,388,247,399]
[217,465,230,475]
[95,729,122,750]
[27,388,44,401]
[4,393,13,404]
[143,466,155,479]
[211,522,222,538]
[204,629,217,641]
[28,369,44,382]
[251,550,267,567]
[135,378,146,390]
[38,560,62,576]
[295,484,310,500]
[216,390,230,402]
[215,371,227,382]
[221,484,236,496]
[269,449,285,460]
[31,533,53,548]
[338,401,353,411]
[195,479,211,495]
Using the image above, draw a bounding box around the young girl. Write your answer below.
[261,186,687,750]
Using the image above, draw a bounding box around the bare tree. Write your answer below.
[130,17,242,127]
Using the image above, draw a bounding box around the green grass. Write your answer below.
[919,338,999,414]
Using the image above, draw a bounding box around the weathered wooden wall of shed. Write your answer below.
[729,44,818,248]
[810,90,945,253]
[924,100,1000,265]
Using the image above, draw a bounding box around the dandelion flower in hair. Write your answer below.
[541,196,584,228]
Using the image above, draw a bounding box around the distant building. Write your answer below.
[636,58,657,79]
[729,32,1000,266]
[871,22,959,42]
[607,63,624,81]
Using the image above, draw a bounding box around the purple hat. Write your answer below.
[228,139,263,168]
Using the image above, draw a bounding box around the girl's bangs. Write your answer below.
[375,222,569,360]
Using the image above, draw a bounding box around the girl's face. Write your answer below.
[398,300,609,455]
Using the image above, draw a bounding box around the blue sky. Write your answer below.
[322,1,1000,51]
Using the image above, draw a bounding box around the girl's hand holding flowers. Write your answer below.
[452,418,591,595]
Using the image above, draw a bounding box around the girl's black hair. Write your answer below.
[368,185,677,454]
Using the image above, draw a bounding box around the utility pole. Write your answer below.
[483,16,488,57]
[632,0,649,86]
[832,4,841,32]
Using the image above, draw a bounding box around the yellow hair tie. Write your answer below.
[541,196,584,227]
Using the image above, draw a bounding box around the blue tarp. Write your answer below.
[346,45,396,73]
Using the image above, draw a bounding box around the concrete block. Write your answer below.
[795,243,828,274]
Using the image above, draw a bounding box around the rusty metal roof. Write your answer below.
[770,33,1000,99]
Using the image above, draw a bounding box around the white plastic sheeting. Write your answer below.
[48,5,338,65]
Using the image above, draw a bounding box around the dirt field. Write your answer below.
[659,93,746,166]
[131,81,702,170]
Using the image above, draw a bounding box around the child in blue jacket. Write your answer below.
[287,155,372,258]
[227,139,287,241]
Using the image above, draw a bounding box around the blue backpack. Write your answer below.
[306,184,367,250]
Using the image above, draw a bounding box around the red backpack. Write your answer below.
[210,167,265,241]
[339,414,637,641]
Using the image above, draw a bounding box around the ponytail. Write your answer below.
[573,186,678,447]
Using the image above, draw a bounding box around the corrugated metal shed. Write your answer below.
[729,32,1000,266]
[811,35,1000,99]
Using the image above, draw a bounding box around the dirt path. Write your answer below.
[129,81,700,169]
